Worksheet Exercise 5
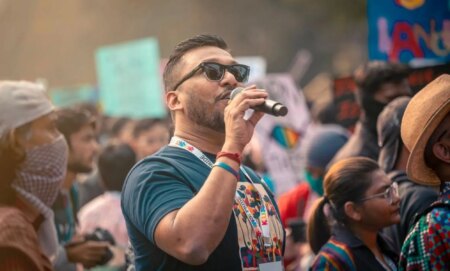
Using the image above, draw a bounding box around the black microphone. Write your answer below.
[230,87,288,117]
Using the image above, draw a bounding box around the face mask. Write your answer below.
[14,135,68,207]
[305,171,324,196]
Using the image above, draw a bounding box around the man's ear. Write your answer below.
[432,141,450,163]
[344,201,363,222]
[166,91,183,112]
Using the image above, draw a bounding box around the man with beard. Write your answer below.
[121,34,285,271]
[52,108,109,271]
[328,61,411,167]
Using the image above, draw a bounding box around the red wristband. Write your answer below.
[216,151,241,164]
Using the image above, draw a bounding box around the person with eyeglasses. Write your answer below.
[308,157,400,271]
[121,34,285,271]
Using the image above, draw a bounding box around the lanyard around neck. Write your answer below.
[169,136,272,248]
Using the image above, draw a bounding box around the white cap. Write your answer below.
[0,81,54,135]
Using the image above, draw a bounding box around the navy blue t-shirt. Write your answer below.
[121,145,284,271]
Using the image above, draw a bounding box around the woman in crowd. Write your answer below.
[308,157,400,270]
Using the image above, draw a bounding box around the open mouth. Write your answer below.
[215,91,232,102]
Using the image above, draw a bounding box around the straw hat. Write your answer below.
[401,74,450,186]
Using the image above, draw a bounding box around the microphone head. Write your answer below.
[274,104,288,116]
[230,87,245,100]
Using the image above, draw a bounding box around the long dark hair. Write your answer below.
[307,157,380,253]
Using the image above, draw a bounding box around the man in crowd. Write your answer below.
[130,118,171,160]
[377,96,438,252]
[52,108,109,270]
[0,81,68,270]
[329,61,410,167]
[78,143,136,269]
[399,74,450,270]
[121,34,285,271]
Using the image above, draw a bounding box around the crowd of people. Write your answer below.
[0,34,449,271]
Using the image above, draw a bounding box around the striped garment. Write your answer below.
[399,182,450,271]
[310,239,357,271]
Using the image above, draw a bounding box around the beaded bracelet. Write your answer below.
[216,151,241,164]
[213,161,239,180]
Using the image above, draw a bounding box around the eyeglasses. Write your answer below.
[173,62,250,90]
[359,182,399,205]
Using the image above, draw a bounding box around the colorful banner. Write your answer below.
[50,85,98,108]
[95,38,166,118]
[253,74,310,196]
[368,0,450,65]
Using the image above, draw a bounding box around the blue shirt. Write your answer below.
[121,146,284,271]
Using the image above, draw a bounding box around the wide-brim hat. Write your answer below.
[401,74,450,186]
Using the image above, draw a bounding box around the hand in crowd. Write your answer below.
[66,240,110,268]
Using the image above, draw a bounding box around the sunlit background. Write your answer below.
[0,0,367,88]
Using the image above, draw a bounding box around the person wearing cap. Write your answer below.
[278,125,349,270]
[51,107,110,271]
[398,74,450,270]
[377,96,438,253]
[328,61,411,168]
[278,125,349,227]
[0,81,69,270]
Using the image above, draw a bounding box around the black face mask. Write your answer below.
[361,95,388,135]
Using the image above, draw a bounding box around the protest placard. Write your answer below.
[96,38,166,118]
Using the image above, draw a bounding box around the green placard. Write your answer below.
[95,38,166,118]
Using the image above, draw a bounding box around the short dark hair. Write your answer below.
[98,143,136,191]
[56,107,96,147]
[307,157,380,253]
[111,117,133,138]
[353,61,409,98]
[132,118,168,138]
[163,34,229,91]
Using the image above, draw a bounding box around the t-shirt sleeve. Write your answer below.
[122,159,196,244]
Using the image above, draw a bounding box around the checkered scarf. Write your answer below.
[12,135,68,214]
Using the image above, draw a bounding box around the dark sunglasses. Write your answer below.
[173,62,250,90]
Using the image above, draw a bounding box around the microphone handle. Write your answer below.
[253,99,288,117]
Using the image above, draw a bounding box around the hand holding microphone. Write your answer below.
[230,87,288,117]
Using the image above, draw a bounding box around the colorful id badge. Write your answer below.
[258,257,284,271]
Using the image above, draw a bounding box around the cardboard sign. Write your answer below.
[332,62,450,132]
[236,56,267,83]
[332,77,360,132]
[253,74,310,195]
